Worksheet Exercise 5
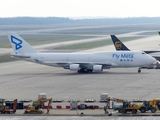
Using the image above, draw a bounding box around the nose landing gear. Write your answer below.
[138,68,141,73]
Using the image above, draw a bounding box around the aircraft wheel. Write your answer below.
[138,68,141,73]
[78,69,84,73]
[86,70,89,73]
[87,70,93,73]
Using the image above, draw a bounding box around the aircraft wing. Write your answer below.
[43,61,114,68]
[143,50,160,54]
[150,55,160,61]
[153,57,160,61]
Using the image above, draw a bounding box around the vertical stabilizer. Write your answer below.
[8,32,37,53]
[110,35,130,51]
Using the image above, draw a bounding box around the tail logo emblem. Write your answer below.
[115,42,122,50]
[11,35,22,50]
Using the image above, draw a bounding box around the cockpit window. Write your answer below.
[142,52,145,54]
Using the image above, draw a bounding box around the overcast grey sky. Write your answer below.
[0,0,160,19]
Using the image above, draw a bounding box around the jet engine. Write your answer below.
[70,64,80,71]
[93,65,103,72]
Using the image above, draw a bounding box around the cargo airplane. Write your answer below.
[111,35,160,61]
[8,33,156,73]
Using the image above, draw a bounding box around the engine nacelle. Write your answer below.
[93,65,103,72]
[70,64,80,71]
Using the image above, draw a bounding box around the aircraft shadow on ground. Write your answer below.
[51,71,148,76]
[7,71,148,77]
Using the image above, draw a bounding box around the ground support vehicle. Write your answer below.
[120,101,139,114]
[138,99,160,113]
[0,98,9,110]
[149,99,160,113]
[138,101,152,113]
[105,97,139,114]
[0,99,17,114]
[24,98,52,114]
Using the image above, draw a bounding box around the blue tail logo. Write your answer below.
[11,35,22,50]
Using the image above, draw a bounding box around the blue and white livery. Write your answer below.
[8,33,156,73]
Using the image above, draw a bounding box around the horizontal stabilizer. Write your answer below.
[10,53,31,58]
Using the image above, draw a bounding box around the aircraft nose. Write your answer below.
[149,56,156,64]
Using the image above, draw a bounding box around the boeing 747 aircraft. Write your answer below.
[8,33,156,73]
[111,35,160,60]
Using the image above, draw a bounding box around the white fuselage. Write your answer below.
[8,33,157,73]
[14,50,156,69]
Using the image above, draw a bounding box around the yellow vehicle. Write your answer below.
[105,97,124,113]
[24,98,52,114]
[149,99,160,113]
[0,98,9,110]
[138,99,160,113]
[106,97,139,114]
[138,100,153,113]
[121,101,139,114]
[0,99,17,114]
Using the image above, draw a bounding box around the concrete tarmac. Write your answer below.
[0,30,160,119]
[0,60,159,101]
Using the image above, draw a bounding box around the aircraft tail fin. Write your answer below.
[110,35,130,51]
[8,33,38,53]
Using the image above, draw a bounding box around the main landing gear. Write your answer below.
[78,68,93,73]
[138,68,141,73]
